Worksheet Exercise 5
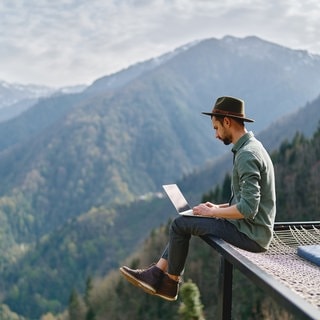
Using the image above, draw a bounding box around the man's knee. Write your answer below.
[170,216,190,237]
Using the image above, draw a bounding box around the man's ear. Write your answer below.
[223,117,231,127]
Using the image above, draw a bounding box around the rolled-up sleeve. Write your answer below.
[234,151,262,219]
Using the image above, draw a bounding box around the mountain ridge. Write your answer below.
[1,35,320,242]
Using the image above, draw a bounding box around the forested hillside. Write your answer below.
[259,94,320,152]
[2,118,319,319]
[273,130,320,221]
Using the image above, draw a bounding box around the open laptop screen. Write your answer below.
[162,184,191,214]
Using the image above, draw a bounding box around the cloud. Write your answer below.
[0,0,320,86]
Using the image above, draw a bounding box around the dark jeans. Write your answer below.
[161,215,264,276]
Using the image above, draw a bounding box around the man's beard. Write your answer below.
[222,137,232,145]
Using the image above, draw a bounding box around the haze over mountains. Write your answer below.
[0,81,87,122]
[0,35,320,318]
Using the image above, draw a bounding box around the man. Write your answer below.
[120,96,276,301]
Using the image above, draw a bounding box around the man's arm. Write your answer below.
[193,202,244,219]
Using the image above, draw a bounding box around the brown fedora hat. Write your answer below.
[202,96,254,122]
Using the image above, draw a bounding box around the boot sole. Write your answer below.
[154,292,178,302]
[119,267,156,295]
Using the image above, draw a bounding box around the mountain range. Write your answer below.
[0,81,86,122]
[0,35,320,318]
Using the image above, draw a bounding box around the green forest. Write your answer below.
[8,126,315,320]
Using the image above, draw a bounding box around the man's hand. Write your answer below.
[193,202,219,217]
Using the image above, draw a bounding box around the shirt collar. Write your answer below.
[231,131,254,154]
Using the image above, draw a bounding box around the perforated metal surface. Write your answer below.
[234,226,320,309]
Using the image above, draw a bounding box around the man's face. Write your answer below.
[212,117,232,145]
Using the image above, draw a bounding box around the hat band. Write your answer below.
[214,109,245,118]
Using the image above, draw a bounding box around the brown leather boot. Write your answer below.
[119,264,164,294]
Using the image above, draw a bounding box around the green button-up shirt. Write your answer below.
[229,131,276,250]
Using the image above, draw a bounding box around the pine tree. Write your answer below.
[85,276,96,320]
[68,288,86,320]
[178,280,205,320]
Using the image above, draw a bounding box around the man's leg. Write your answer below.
[163,215,263,277]
[120,216,262,301]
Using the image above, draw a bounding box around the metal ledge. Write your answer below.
[201,221,320,320]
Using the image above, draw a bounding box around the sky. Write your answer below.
[1,0,320,88]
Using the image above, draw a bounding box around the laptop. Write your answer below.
[162,184,206,217]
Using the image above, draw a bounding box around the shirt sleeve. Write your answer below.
[235,151,262,219]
